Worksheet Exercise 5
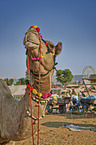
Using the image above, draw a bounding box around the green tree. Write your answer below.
[4,78,14,86]
[19,78,26,85]
[56,69,73,86]
[14,78,26,85]
[15,81,21,85]
[4,78,9,85]
[25,70,29,85]
[9,78,14,85]
[89,74,96,83]
[89,74,96,79]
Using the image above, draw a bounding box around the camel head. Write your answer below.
[24,26,62,95]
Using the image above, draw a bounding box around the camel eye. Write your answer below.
[50,45,54,48]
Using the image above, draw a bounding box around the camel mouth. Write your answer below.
[24,28,40,50]
[25,41,39,50]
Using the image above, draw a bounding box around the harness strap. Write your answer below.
[30,61,58,77]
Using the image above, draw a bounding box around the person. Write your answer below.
[69,97,81,111]
[72,98,77,105]
[46,96,57,113]
[52,95,57,106]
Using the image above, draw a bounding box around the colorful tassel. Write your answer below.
[27,84,52,99]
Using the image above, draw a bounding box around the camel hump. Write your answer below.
[0,79,12,96]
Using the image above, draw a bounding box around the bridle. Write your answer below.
[30,37,58,77]
[26,32,58,101]
[26,25,58,144]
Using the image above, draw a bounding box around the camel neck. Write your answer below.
[31,73,51,94]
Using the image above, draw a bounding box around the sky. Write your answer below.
[0,0,96,79]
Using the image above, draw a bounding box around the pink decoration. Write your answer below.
[32,58,38,60]
[27,84,52,99]
[42,94,48,99]
[32,57,42,60]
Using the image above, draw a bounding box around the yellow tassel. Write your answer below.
[42,54,46,58]
[34,25,38,28]
[38,92,42,97]
[53,52,55,56]
[32,89,37,95]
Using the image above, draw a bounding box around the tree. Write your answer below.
[14,78,26,85]
[9,79,14,85]
[56,69,73,86]
[4,78,14,86]
[4,78,9,85]
[25,70,29,79]
[89,74,96,83]
[18,78,26,85]
[89,74,96,79]
[25,70,29,85]
[14,81,21,85]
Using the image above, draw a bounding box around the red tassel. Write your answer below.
[30,86,33,91]
[30,26,34,28]
[36,27,40,32]
[46,43,47,46]
[48,93,52,97]
[27,84,33,91]
[40,34,42,38]
[27,84,30,88]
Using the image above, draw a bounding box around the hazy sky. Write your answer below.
[0,0,96,79]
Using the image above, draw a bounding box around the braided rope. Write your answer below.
[27,50,34,145]
[37,35,41,145]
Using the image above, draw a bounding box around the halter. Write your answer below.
[29,38,57,77]
[26,26,57,145]
[26,25,58,77]
[26,26,58,102]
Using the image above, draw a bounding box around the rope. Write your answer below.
[37,36,42,145]
[27,35,45,145]
[27,50,34,145]
[26,27,55,144]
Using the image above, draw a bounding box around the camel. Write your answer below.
[0,26,62,144]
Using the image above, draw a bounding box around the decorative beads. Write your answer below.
[27,84,52,99]
[30,25,40,32]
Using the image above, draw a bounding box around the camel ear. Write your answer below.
[55,42,62,55]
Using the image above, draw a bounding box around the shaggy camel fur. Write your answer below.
[0,26,62,144]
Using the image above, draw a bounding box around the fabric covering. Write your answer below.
[71,95,78,101]
[59,124,96,132]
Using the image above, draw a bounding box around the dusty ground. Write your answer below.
[8,112,96,145]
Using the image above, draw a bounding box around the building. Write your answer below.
[9,85,26,100]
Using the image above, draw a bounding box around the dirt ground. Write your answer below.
[8,112,96,145]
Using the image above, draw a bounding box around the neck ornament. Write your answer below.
[27,84,52,99]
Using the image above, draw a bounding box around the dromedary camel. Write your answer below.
[0,26,62,144]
